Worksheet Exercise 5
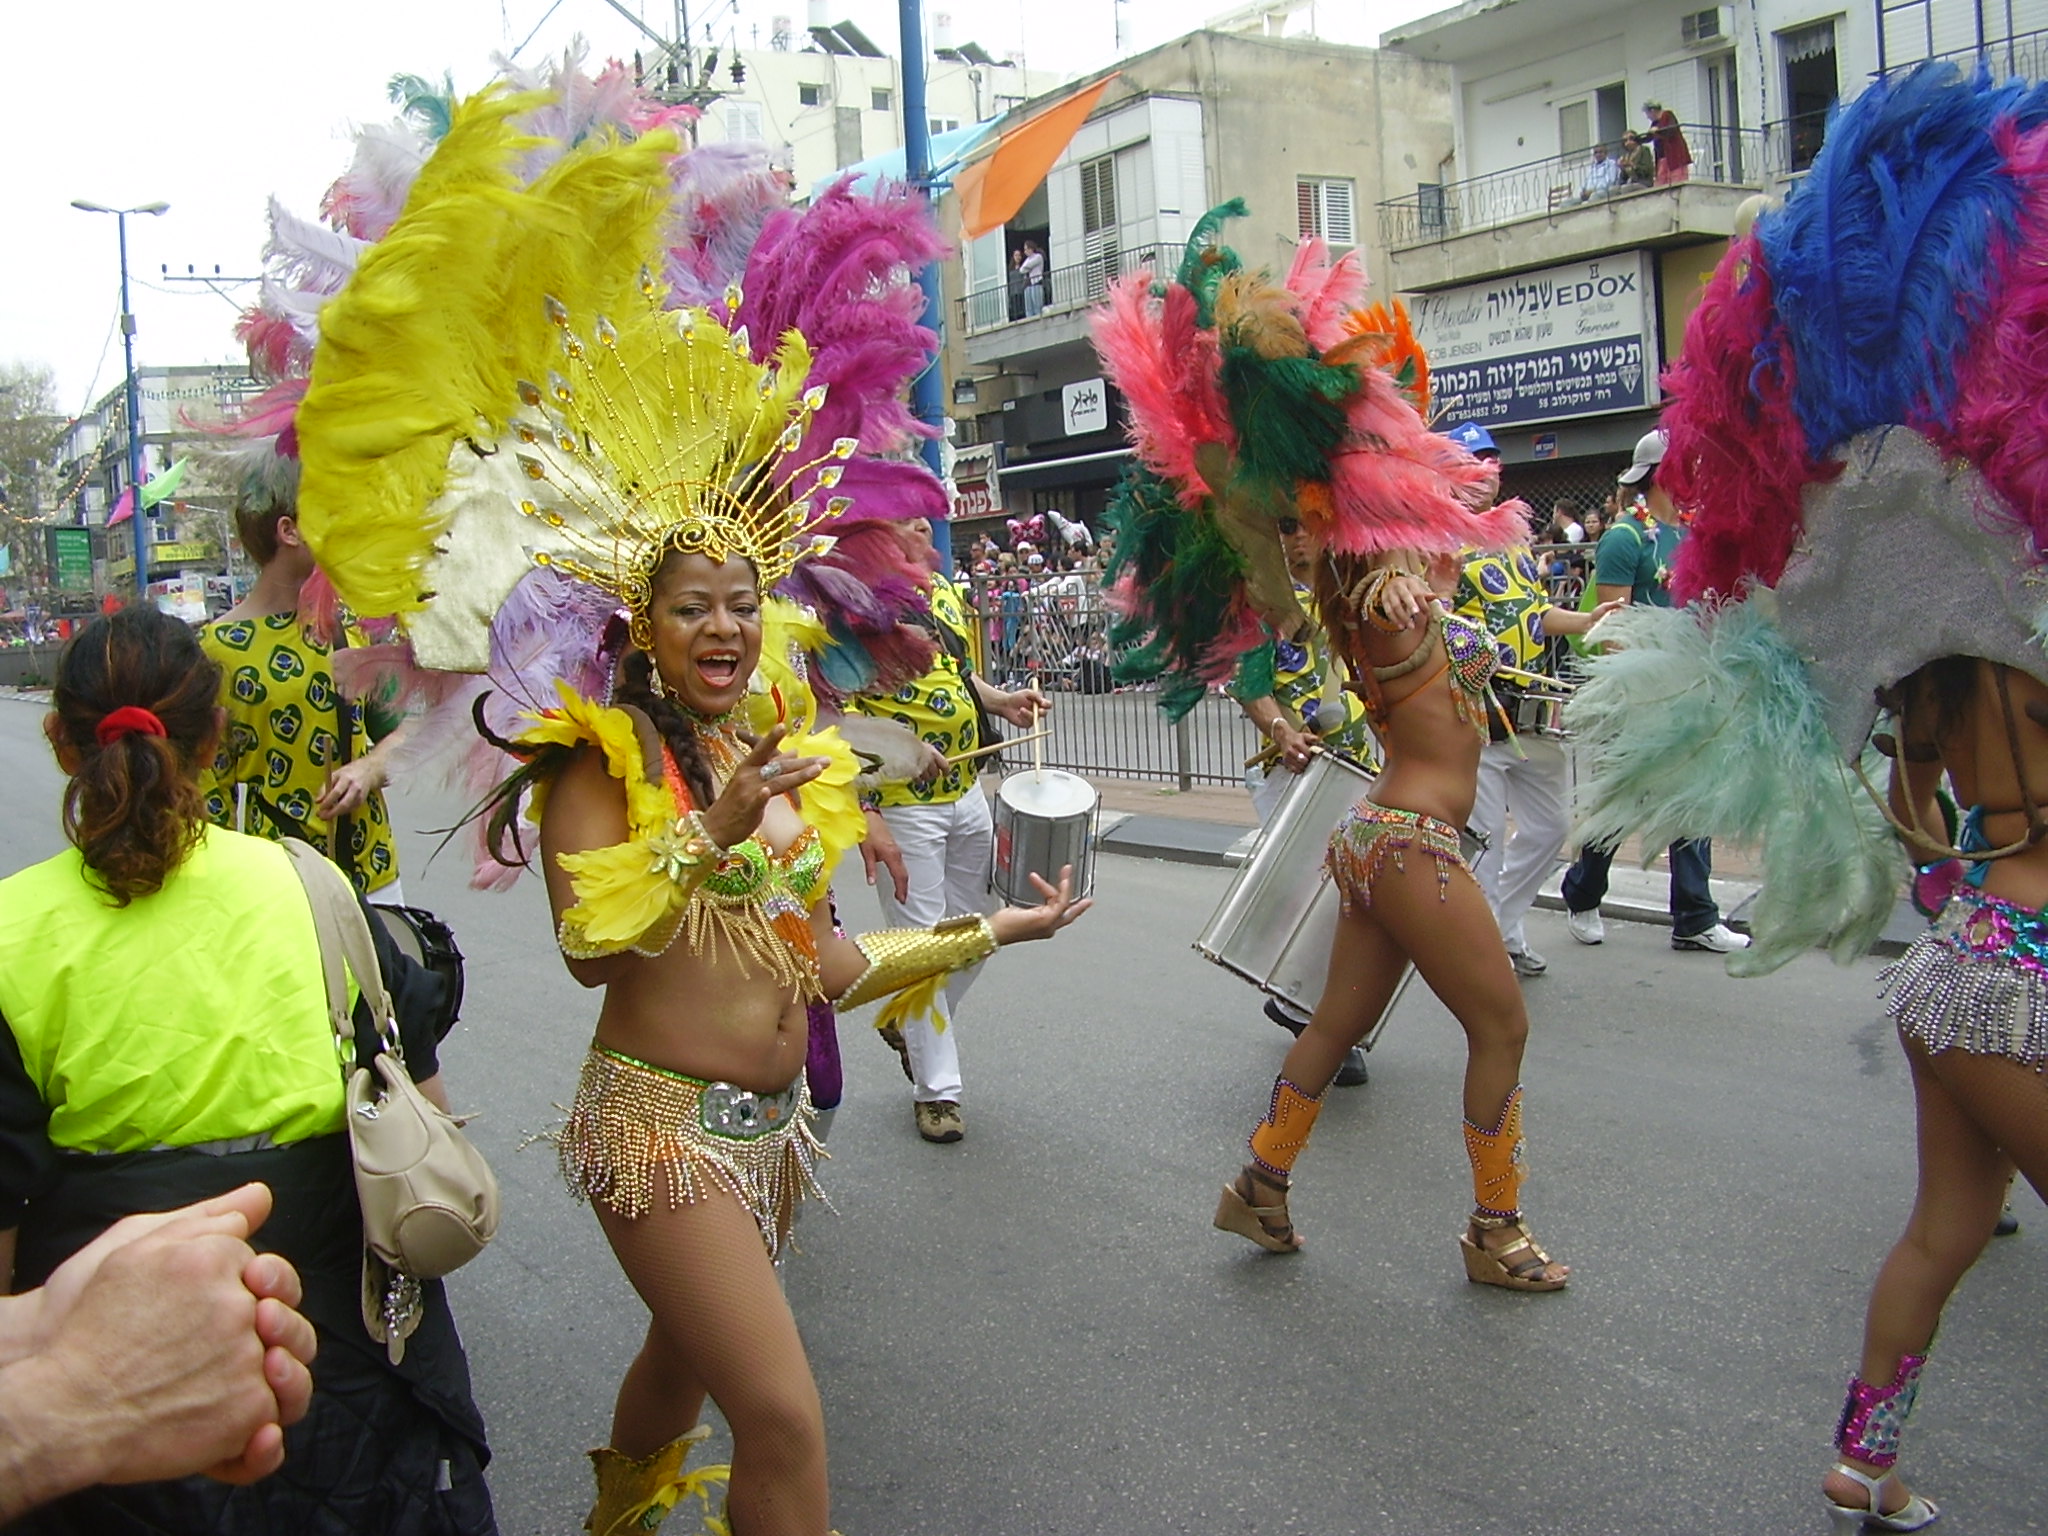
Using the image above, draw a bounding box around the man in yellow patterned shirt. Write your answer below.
[197,493,405,901]
[850,518,1048,1143]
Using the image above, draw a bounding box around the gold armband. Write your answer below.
[834,914,999,1026]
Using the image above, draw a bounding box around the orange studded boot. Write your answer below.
[1214,1076,1323,1253]
[1457,1085,1567,1291]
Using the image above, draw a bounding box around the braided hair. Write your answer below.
[613,648,721,811]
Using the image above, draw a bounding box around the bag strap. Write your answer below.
[280,838,400,1071]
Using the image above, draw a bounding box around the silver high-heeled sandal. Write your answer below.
[1823,1462,1940,1533]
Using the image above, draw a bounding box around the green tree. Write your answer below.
[0,363,63,595]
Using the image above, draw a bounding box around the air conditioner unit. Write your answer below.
[1681,6,1730,46]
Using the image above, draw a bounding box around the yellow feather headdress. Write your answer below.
[295,85,848,670]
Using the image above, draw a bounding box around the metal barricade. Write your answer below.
[963,573,1261,789]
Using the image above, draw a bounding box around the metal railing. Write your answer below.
[961,572,1261,788]
[1377,123,1802,249]
[962,243,1181,335]
[1879,25,2048,82]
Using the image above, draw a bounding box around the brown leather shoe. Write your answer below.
[878,1024,913,1083]
[915,1100,964,1143]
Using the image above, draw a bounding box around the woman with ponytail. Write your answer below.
[0,606,496,1534]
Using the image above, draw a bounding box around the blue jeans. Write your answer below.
[1561,837,1720,937]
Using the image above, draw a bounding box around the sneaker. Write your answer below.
[1332,1047,1370,1087]
[1508,947,1549,977]
[878,1023,913,1083]
[1263,996,1311,1037]
[1672,922,1751,953]
[1994,1204,2020,1237]
[915,1100,964,1143]
[1565,908,1605,946]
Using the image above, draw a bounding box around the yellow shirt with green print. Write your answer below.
[849,575,983,808]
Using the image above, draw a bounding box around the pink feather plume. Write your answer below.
[1284,238,1370,352]
[1091,274,1233,508]
[1939,119,2048,564]
[1661,234,1835,603]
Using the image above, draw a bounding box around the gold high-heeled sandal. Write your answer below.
[1459,1213,1568,1291]
[1214,1166,1303,1253]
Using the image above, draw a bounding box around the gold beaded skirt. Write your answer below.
[557,1046,825,1260]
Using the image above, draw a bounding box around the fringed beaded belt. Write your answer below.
[1882,888,2048,1068]
[553,1046,827,1258]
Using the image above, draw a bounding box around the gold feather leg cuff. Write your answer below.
[834,914,999,1016]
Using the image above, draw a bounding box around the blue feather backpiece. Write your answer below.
[1761,63,2048,457]
[1566,599,1902,976]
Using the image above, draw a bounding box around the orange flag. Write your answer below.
[954,76,1116,240]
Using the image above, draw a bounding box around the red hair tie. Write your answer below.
[96,706,167,746]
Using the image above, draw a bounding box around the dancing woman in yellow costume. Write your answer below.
[1092,206,1571,1288]
[286,87,1089,1536]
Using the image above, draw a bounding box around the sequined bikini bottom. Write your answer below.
[1882,889,2048,1068]
[556,1046,825,1258]
[1326,800,1470,911]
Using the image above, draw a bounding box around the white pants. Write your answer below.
[1467,734,1571,954]
[874,790,995,1103]
[1245,763,1296,826]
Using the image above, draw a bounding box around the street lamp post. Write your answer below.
[71,199,169,602]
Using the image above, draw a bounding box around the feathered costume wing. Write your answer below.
[1568,62,2048,973]
[1090,203,1527,718]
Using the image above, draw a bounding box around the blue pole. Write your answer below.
[899,0,953,575]
[117,212,149,601]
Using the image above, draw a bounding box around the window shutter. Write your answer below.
[1323,180,1356,245]
[1297,179,1317,237]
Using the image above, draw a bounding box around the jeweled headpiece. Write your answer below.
[506,278,855,646]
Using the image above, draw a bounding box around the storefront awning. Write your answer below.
[996,447,1131,491]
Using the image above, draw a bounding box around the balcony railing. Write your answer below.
[1879,25,2048,82]
[963,242,1181,335]
[1377,123,1805,250]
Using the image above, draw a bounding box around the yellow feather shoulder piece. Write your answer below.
[513,682,673,839]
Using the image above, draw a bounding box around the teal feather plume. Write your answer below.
[1231,642,1277,704]
[1565,597,1902,976]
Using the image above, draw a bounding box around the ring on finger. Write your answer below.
[759,761,785,782]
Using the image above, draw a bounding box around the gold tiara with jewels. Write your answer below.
[507,276,855,640]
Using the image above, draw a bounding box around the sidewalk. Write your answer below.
[1069,770,1924,958]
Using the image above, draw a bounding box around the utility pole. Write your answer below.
[72,199,169,601]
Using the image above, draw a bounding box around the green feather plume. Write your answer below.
[1220,350,1356,498]
[1565,596,1904,976]
[1176,199,1248,328]
[1231,642,1277,703]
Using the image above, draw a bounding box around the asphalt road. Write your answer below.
[1,697,2042,1535]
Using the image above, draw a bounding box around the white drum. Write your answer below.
[1194,752,1483,1048]
[992,769,1099,907]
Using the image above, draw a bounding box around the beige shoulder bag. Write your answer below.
[283,840,500,1363]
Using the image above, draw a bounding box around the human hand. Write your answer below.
[314,758,386,821]
[11,1183,317,1496]
[1371,571,1436,630]
[700,726,832,850]
[859,808,910,903]
[991,687,1051,728]
[1271,720,1316,774]
[1585,598,1626,627]
[988,865,1094,944]
[911,741,948,786]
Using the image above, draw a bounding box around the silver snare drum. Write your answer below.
[1194,753,1483,1047]
[992,769,1099,907]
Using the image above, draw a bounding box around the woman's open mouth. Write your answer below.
[694,650,742,688]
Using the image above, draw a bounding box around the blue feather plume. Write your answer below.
[1762,62,2048,456]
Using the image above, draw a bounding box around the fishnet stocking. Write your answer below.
[595,1180,829,1535]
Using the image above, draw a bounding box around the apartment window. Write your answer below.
[724,102,766,142]
[994,94,1025,114]
[799,82,828,107]
[871,88,893,112]
[1781,20,1839,170]
[930,115,962,134]
[1296,176,1356,246]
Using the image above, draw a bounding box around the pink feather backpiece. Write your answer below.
[1091,275,1233,507]
[1284,238,1370,352]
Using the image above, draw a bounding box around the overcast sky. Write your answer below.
[8,0,1434,417]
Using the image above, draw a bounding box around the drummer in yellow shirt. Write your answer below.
[849,519,1049,1144]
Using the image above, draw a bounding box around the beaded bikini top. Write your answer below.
[517,687,860,994]
[1364,607,1499,741]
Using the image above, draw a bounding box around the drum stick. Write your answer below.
[1495,665,1576,693]
[1031,675,1044,780]
[948,730,1050,766]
